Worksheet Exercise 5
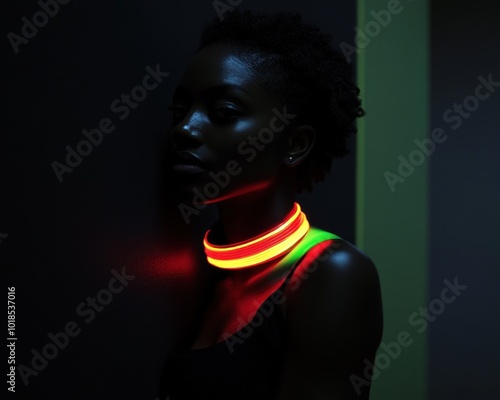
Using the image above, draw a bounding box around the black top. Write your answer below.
[160,236,336,400]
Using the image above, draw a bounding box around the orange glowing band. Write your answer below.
[203,203,310,269]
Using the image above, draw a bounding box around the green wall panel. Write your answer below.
[356,1,429,399]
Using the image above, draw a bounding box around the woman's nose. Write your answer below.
[171,111,205,148]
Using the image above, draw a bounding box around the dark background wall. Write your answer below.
[429,1,500,398]
[3,1,356,399]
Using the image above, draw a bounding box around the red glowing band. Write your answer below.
[203,203,310,269]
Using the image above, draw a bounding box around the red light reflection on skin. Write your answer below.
[209,239,337,342]
[289,239,335,283]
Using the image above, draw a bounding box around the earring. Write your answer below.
[288,156,293,163]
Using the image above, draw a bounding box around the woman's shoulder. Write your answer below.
[276,237,383,399]
[312,235,379,284]
[293,227,379,285]
[283,231,382,346]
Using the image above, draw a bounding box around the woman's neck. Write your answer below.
[213,183,296,290]
[216,185,295,244]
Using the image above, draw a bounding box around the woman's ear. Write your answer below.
[284,125,316,167]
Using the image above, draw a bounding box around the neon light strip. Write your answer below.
[206,219,309,268]
[205,209,304,259]
[203,203,310,269]
[204,204,301,254]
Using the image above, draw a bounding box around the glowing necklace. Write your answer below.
[203,203,310,269]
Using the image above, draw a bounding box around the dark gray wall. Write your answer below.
[430,1,500,398]
[3,1,356,398]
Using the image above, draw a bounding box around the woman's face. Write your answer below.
[169,43,294,204]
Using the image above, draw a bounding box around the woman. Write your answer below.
[161,10,383,400]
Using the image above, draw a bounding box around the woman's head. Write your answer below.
[170,10,364,202]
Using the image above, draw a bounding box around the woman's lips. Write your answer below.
[172,151,207,174]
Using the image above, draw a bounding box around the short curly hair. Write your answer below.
[197,9,365,192]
